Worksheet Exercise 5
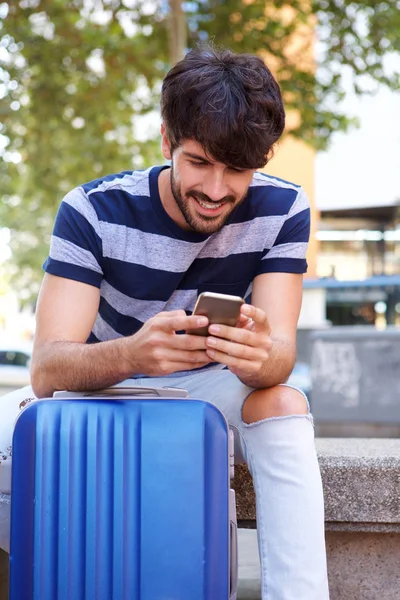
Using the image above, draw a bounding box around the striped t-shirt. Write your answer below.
[44,165,310,366]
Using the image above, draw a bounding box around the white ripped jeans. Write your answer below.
[0,370,329,599]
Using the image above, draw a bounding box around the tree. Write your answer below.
[0,1,167,299]
[0,0,399,298]
[168,0,187,64]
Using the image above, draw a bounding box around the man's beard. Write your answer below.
[170,168,246,235]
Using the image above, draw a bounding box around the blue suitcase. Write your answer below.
[10,387,238,600]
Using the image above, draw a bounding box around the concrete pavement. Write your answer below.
[238,529,261,599]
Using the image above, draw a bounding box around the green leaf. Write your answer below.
[1,0,399,297]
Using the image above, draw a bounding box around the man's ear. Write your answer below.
[160,124,172,160]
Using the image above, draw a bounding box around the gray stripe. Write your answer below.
[263,242,308,260]
[50,236,103,274]
[62,188,101,238]
[287,188,310,219]
[92,313,123,341]
[244,282,253,298]
[87,168,152,197]
[101,280,198,321]
[198,217,284,258]
[163,289,198,313]
[101,224,208,271]
[101,215,284,267]
[250,172,301,191]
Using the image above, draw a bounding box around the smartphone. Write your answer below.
[187,291,245,336]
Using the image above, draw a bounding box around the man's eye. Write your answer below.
[190,161,207,167]
[230,167,246,173]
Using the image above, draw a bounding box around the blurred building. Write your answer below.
[263,88,400,331]
[265,144,400,330]
[312,203,400,327]
[317,204,400,280]
[303,275,400,327]
[265,134,318,279]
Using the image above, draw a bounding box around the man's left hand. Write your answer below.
[205,303,272,378]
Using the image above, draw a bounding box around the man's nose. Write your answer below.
[203,173,229,201]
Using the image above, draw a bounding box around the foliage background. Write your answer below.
[0,0,399,300]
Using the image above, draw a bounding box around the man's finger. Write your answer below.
[154,350,212,370]
[166,349,211,363]
[206,337,263,361]
[157,314,209,333]
[172,333,209,351]
[205,348,259,374]
[241,304,271,333]
[208,323,259,347]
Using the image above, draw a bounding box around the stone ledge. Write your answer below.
[325,522,400,533]
[0,550,7,600]
[318,438,400,524]
[232,438,400,526]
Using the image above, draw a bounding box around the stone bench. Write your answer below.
[232,437,400,600]
[0,549,6,600]
[2,438,400,600]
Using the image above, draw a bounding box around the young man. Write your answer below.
[0,46,329,598]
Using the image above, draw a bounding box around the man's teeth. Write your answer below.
[197,199,223,209]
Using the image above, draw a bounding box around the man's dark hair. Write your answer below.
[161,45,286,169]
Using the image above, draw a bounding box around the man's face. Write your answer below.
[163,137,255,235]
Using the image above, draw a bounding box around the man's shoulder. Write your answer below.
[251,171,301,194]
[59,167,160,230]
[243,171,307,220]
[80,167,155,198]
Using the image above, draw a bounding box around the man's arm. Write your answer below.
[241,271,302,387]
[31,274,211,398]
[205,272,303,389]
[31,274,131,398]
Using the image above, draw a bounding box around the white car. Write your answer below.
[0,342,32,388]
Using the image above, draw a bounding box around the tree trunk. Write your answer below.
[168,0,187,65]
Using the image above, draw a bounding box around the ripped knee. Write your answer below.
[242,384,309,424]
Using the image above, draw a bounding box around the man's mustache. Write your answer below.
[188,190,236,205]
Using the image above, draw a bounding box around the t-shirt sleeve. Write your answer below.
[43,187,104,288]
[256,186,310,276]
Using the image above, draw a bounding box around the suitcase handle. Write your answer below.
[229,519,238,599]
[53,386,189,398]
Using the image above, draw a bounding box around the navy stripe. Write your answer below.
[43,259,103,288]
[177,254,258,292]
[87,332,100,343]
[89,189,162,234]
[102,254,258,300]
[273,208,310,246]
[53,202,103,264]
[82,170,134,193]
[102,258,186,301]
[85,178,300,233]
[99,297,144,337]
[258,258,308,274]
[227,185,299,224]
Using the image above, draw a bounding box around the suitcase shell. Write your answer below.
[10,396,235,600]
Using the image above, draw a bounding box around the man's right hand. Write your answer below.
[32,275,213,397]
[123,310,212,376]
